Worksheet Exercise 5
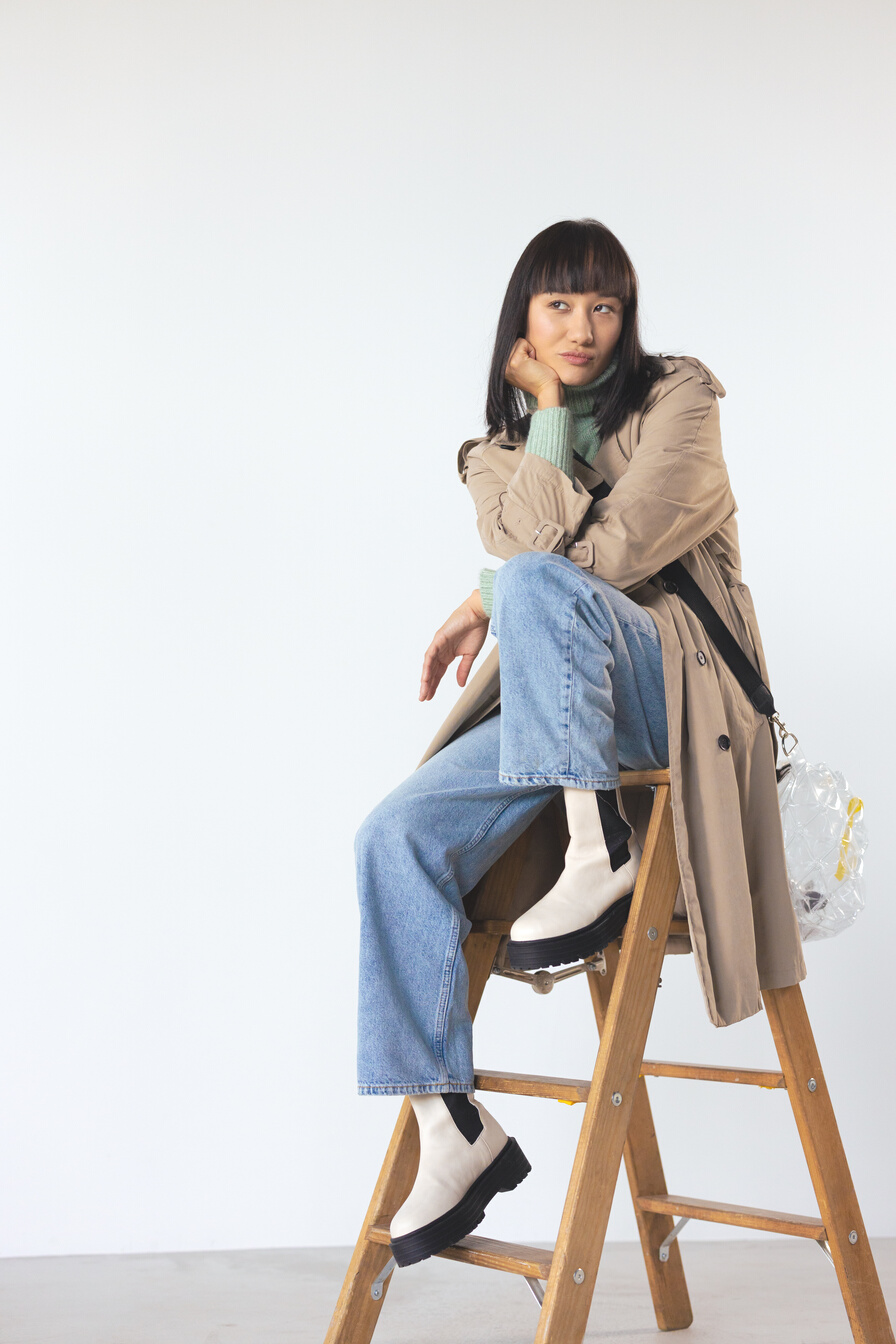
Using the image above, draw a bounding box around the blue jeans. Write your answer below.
[355,552,670,1095]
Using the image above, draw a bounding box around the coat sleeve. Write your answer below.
[459,371,736,590]
[573,374,737,591]
[461,440,594,560]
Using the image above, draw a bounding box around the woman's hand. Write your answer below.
[419,592,490,701]
[504,336,563,402]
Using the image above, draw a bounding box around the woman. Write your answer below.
[353,219,806,1270]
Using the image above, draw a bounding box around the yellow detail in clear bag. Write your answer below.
[835,797,864,882]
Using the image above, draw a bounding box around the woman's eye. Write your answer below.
[547,300,614,312]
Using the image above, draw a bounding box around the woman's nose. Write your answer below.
[565,311,594,342]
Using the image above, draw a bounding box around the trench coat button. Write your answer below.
[718,734,731,750]
[662,578,678,593]
[696,650,707,665]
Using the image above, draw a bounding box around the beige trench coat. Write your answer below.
[415,355,806,1028]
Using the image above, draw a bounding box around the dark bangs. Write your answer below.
[485,218,665,442]
[527,222,635,311]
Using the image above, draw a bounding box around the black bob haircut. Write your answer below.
[485,218,667,443]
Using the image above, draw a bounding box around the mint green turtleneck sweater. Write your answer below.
[477,355,618,618]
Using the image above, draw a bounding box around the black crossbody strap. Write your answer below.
[657,559,776,718]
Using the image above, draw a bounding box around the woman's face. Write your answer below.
[525,290,624,384]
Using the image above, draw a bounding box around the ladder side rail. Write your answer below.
[588,931,693,1331]
[763,984,895,1344]
[535,783,682,1344]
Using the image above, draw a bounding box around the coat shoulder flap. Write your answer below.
[457,436,489,483]
[457,431,523,483]
[656,353,726,398]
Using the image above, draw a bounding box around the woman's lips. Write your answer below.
[559,352,593,365]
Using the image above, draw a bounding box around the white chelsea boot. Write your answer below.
[389,1092,530,1267]
[507,785,642,969]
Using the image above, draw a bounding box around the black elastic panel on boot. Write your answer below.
[442,1093,484,1145]
[595,789,632,872]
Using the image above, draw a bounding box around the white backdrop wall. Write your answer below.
[0,0,893,1258]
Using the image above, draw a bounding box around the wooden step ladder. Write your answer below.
[325,770,893,1343]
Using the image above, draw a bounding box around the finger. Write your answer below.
[420,644,450,699]
[420,637,447,678]
[456,653,474,686]
[505,337,527,371]
[420,664,445,700]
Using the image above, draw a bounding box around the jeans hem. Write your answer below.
[498,770,621,788]
[358,1082,475,1096]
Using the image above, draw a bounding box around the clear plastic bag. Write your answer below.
[776,744,868,942]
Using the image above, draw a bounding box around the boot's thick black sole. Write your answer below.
[506,890,634,971]
[389,1135,531,1268]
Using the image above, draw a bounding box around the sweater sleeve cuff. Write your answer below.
[478,567,495,618]
[524,406,573,480]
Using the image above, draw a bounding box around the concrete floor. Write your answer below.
[0,1238,893,1343]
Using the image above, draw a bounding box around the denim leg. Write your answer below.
[356,554,669,1095]
[355,711,557,1095]
[491,551,670,787]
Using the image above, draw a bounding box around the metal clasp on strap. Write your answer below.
[771,712,799,757]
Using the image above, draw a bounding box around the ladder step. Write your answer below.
[475,1070,590,1102]
[637,1194,826,1240]
[367,1221,553,1278]
[640,1060,787,1088]
[474,1061,786,1101]
[470,920,514,936]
